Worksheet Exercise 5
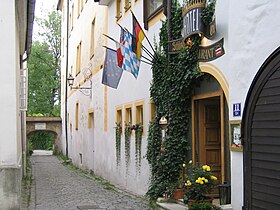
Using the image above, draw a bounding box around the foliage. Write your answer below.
[189,202,212,210]
[125,123,132,170]
[29,131,54,150]
[182,161,218,201]
[115,123,122,166]
[146,0,204,201]
[189,202,221,210]
[201,0,217,24]
[135,123,143,173]
[28,10,61,117]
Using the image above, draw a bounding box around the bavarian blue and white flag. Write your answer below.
[122,31,140,79]
[102,48,123,89]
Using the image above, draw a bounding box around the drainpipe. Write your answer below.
[65,0,69,158]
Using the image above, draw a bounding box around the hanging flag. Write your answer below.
[132,12,145,59]
[122,31,140,79]
[116,27,125,67]
[102,48,123,89]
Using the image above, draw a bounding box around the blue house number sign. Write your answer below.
[233,103,241,117]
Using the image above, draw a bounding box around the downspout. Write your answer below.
[65,0,69,158]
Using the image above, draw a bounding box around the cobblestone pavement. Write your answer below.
[30,155,151,210]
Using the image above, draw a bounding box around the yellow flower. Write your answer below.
[211,175,217,181]
[186,180,192,186]
[204,179,208,183]
[199,180,204,185]
[202,165,211,171]
[189,160,193,164]
[182,163,186,167]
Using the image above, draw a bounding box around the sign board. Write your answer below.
[35,123,47,130]
[233,103,241,117]
[230,121,243,151]
[183,7,216,39]
[168,38,225,62]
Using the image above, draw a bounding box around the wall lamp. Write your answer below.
[67,74,92,97]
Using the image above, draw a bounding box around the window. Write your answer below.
[75,102,79,130]
[143,0,164,29]
[71,3,74,30]
[150,100,157,121]
[88,109,94,128]
[90,18,95,58]
[81,0,84,12]
[116,108,122,125]
[19,68,27,111]
[78,0,81,17]
[124,0,131,11]
[76,42,82,75]
[136,103,144,124]
[125,106,132,125]
[116,0,122,20]
[70,66,73,76]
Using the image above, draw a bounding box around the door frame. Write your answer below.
[192,88,225,183]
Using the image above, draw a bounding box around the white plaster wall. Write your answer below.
[209,1,280,209]
[0,0,20,167]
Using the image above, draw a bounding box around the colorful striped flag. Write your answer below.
[122,31,140,79]
[116,27,125,67]
[132,13,145,60]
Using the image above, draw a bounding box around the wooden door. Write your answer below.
[198,97,221,183]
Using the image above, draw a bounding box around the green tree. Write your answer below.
[28,10,61,116]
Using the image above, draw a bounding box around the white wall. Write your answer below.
[0,0,21,167]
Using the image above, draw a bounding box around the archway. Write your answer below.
[26,117,62,154]
[192,73,230,188]
[242,47,280,209]
[27,130,56,153]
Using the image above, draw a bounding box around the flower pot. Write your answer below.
[173,188,184,200]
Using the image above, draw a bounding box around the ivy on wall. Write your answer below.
[115,123,122,166]
[135,123,143,173]
[146,0,204,200]
[125,123,132,170]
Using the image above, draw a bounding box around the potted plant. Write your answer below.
[182,160,218,206]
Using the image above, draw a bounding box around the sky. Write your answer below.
[33,0,58,41]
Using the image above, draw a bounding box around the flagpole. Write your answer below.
[130,10,156,55]
[140,59,152,66]
[118,23,154,60]
[142,45,154,60]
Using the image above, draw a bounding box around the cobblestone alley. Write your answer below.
[26,154,151,210]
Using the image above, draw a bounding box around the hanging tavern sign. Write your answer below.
[168,0,225,62]
[168,38,225,62]
[198,38,225,62]
[182,1,216,39]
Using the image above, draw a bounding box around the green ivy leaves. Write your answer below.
[146,0,203,200]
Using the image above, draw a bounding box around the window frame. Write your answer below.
[116,0,122,20]
[90,18,95,59]
[143,0,165,30]
[76,41,82,76]
[125,104,133,125]
[124,0,131,12]
[75,102,79,130]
